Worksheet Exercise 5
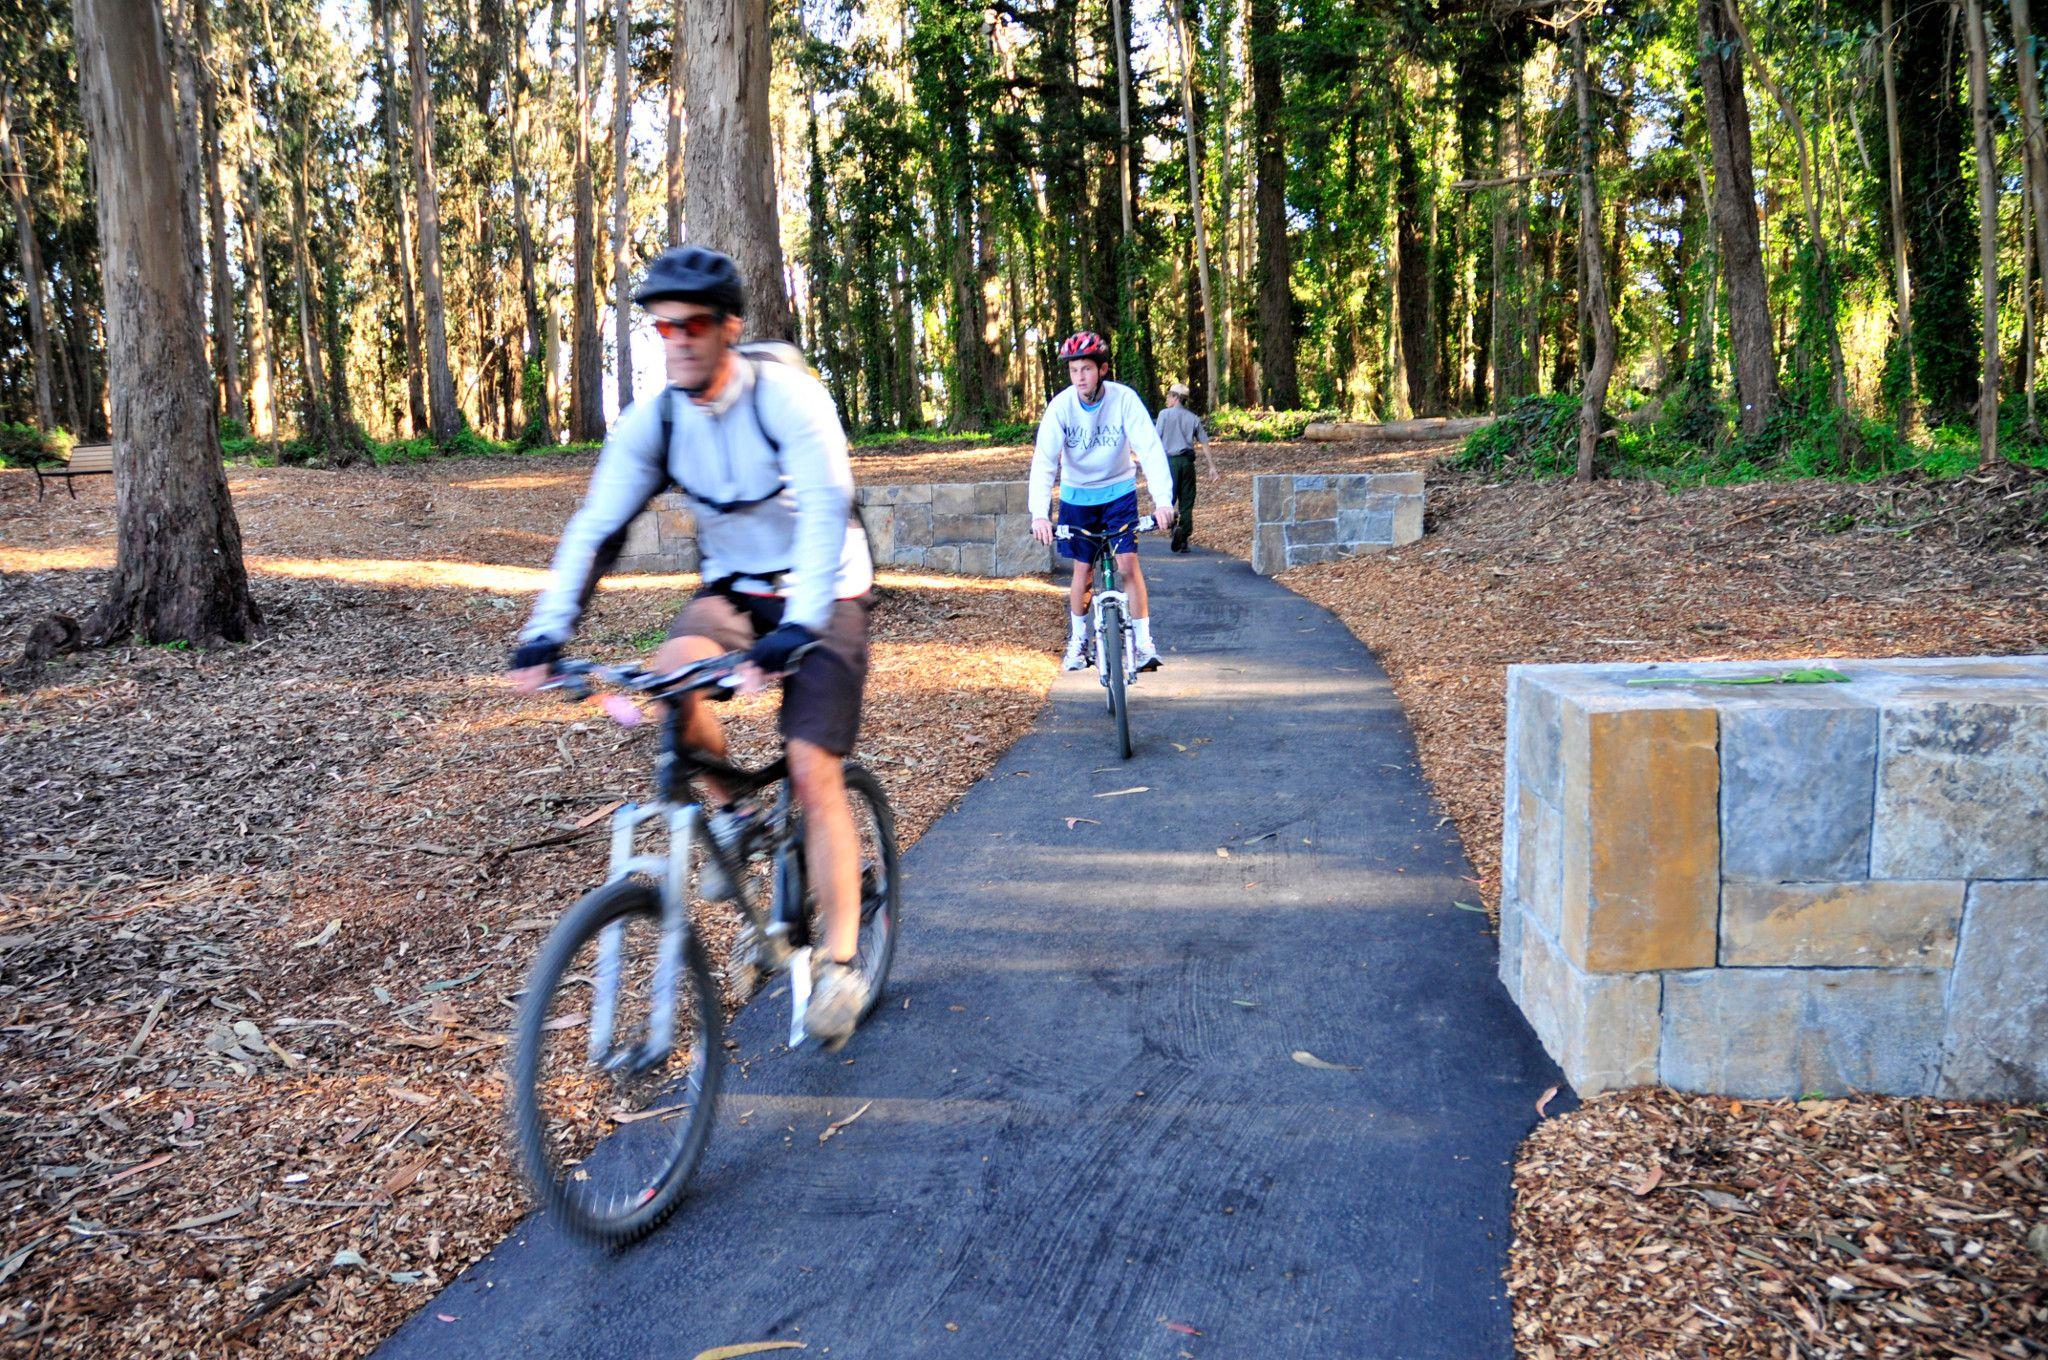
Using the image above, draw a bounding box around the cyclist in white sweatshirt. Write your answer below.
[1029,331,1177,672]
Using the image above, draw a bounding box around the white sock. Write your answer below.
[1069,612,1089,642]
[1134,617,1155,650]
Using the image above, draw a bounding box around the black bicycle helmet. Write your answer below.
[634,245,746,317]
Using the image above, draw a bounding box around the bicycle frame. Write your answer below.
[1090,549,1136,690]
[585,705,819,1066]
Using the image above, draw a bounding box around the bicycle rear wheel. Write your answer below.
[511,878,722,1244]
[789,763,902,1023]
[1101,598,1132,759]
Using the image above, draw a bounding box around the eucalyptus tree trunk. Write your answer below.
[0,79,55,430]
[683,0,795,339]
[667,0,684,244]
[378,1,429,436]
[407,0,462,442]
[1964,0,2001,464]
[66,0,259,648]
[1571,17,1615,485]
[237,64,278,444]
[1248,0,1297,408]
[2008,0,2048,437]
[191,0,243,427]
[571,0,604,438]
[613,0,635,410]
[1880,0,1915,432]
[1168,0,1219,409]
[1698,0,1776,436]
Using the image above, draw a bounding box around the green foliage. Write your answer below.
[1454,394,1582,477]
[0,423,71,469]
[517,361,551,451]
[1206,407,1339,442]
[849,422,1035,449]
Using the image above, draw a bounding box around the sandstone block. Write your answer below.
[1253,475,1292,523]
[1720,880,1964,968]
[932,512,996,546]
[1286,518,1340,547]
[932,483,980,515]
[926,545,961,573]
[973,483,1011,515]
[1516,921,1660,1095]
[1660,968,1945,1097]
[619,512,661,562]
[956,543,996,576]
[1872,694,2048,879]
[1390,497,1424,545]
[1285,543,1349,569]
[1292,474,1329,490]
[1721,702,1877,882]
[1336,508,1396,545]
[1294,489,1338,521]
[1940,881,2048,1099]
[1507,669,1565,804]
[1253,523,1288,576]
[1559,703,1720,972]
[889,503,933,555]
[1513,784,1564,938]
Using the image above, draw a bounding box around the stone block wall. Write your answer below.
[609,481,1055,578]
[1498,656,2048,1100]
[856,481,1054,576]
[1251,472,1425,575]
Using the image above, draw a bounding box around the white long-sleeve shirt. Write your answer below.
[521,357,872,643]
[1028,381,1175,521]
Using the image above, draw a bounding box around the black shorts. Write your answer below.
[668,590,872,757]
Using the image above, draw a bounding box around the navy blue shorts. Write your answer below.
[1056,489,1141,563]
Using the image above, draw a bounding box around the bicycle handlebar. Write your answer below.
[541,652,750,705]
[1053,515,1157,542]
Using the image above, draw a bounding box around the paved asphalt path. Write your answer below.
[379,546,1566,1360]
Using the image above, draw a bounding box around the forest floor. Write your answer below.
[0,456,1062,1357]
[5,441,2046,1356]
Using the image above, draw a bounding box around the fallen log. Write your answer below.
[1302,416,1496,442]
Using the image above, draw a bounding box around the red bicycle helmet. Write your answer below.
[1057,330,1110,363]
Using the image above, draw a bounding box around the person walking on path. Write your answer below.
[1030,331,1177,672]
[1155,383,1211,553]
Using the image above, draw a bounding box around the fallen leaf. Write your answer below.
[574,799,626,830]
[1094,786,1149,798]
[386,1085,434,1107]
[382,1156,430,1196]
[293,919,342,949]
[1164,1321,1204,1336]
[1292,1049,1360,1071]
[167,1199,254,1232]
[422,971,484,993]
[107,1153,172,1184]
[1696,1188,1754,1215]
[1231,999,1259,1008]
[1216,847,1231,858]
[1535,1086,1559,1117]
[1629,1166,1664,1197]
[437,1313,460,1323]
[819,1101,874,1145]
[690,1343,808,1359]
[1452,901,1486,913]
[612,1101,692,1124]
[1064,817,1101,829]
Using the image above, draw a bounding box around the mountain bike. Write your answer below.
[1056,514,1157,760]
[508,653,900,1244]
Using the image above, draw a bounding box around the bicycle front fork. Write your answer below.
[588,802,702,1071]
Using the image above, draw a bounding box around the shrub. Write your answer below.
[1207,407,1340,442]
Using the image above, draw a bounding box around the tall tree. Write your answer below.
[1963,0,2000,464]
[1571,14,1615,484]
[570,0,604,438]
[0,78,56,430]
[377,0,429,436]
[236,63,277,443]
[66,0,259,646]
[613,0,635,411]
[1880,0,1914,432]
[683,0,795,339]
[1248,0,1297,408]
[667,0,684,244]
[1169,0,1219,408]
[407,0,462,442]
[190,0,243,427]
[1697,0,1775,437]
[1895,0,1976,425]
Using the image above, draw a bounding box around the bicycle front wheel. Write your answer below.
[1101,598,1132,759]
[510,878,723,1245]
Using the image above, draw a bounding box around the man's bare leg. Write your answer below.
[787,738,859,963]
[649,633,734,803]
[1119,551,1148,618]
[1067,559,1095,619]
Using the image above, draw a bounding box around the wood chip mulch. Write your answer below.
[1512,1090,2048,1358]
[0,458,1062,1358]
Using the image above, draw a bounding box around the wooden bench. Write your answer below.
[33,443,113,500]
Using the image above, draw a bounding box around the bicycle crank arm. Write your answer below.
[786,946,814,1048]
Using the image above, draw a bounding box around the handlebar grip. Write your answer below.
[1053,526,1072,540]
[1138,515,1157,532]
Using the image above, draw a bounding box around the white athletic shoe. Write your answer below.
[1135,643,1163,673]
[1062,637,1091,671]
[805,958,869,1048]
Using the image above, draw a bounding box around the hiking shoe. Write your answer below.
[1170,538,1189,553]
[1135,644,1163,673]
[699,805,758,900]
[1062,637,1091,671]
[726,920,764,999]
[806,958,869,1048]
